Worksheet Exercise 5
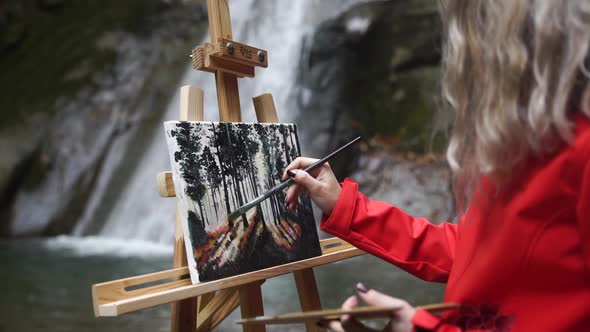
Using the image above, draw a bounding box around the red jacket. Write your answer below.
[320,114,590,331]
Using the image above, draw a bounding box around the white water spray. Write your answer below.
[72,0,369,248]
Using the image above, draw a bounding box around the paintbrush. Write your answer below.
[236,303,460,325]
[226,136,362,222]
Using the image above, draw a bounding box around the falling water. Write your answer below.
[1,4,447,331]
[71,0,370,245]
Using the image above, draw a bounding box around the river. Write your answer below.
[1,0,447,330]
[0,237,444,331]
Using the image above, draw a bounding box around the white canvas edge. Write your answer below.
[163,120,296,126]
[162,120,302,284]
[178,194,200,284]
[163,122,201,284]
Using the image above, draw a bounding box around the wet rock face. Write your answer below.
[0,0,455,237]
[352,152,454,223]
[0,1,207,236]
[295,0,454,219]
[295,0,449,173]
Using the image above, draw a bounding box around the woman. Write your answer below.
[283,1,590,331]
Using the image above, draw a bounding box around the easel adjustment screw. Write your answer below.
[226,42,235,54]
[258,51,266,62]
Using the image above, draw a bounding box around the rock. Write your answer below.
[0,1,208,237]
[0,0,456,238]
[351,151,454,224]
[0,2,28,51]
[38,0,65,10]
[294,0,450,178]
[293,0,455,220]
[0,116,47,236]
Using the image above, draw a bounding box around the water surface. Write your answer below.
[0,237,444,332]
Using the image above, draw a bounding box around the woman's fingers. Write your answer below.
[282,157,341,216]
[354,283,416,332]
[341,319,381,332]
[340,295,358,323]
[357,288,415,321]
[329,285,415,332]
[327,319,379,332]
[327,295,380,332]
[355,283,407,308]
[288,169,341,215]
[327,296,356,332]
[328,320,345,332]
[282,157,320,180]
[285,182,303,210]
[289,170,323,193]
[330,287,416,332]
[284,169,319,210]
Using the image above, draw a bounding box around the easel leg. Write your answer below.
[294,268,325,332]
[171,299,198,332]
[239,281,266,332]
[196,292,215,331]
[171,203,197,332]
[171,85,204,332]
[196,288,241,331]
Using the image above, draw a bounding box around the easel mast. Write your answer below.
[207,0,241,122]
[92,1,366,331]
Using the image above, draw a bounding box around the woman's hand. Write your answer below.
[282,157,342,216]
[323,283,415,332]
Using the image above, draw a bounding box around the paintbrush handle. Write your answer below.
[227,180,293,220]
[227,136,362,221]
[263,135,361,196]
[300,136,362,175]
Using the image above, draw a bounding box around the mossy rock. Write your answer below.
[0,0,207,237]
[297,0,449,159]
[0,0,167,130]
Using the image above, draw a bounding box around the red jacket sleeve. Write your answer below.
[320,178,458,283]
[411,309,464,332]
[577,142,590,271]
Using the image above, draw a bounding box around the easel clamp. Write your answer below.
[192,38,268,78]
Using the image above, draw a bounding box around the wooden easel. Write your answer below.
[91,1,366,331]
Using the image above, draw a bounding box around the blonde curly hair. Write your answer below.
[440,0,590,211]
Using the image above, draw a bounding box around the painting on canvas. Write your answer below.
[164,121,322,282]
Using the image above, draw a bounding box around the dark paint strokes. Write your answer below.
[165,121,322,282]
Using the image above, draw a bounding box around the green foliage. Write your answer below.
[331,1,448,154]
[357,67,442,153]
[0,0,163,129]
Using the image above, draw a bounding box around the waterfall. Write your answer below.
[71,0,369,244]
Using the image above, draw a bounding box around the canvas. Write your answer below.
[164,121,322,283]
